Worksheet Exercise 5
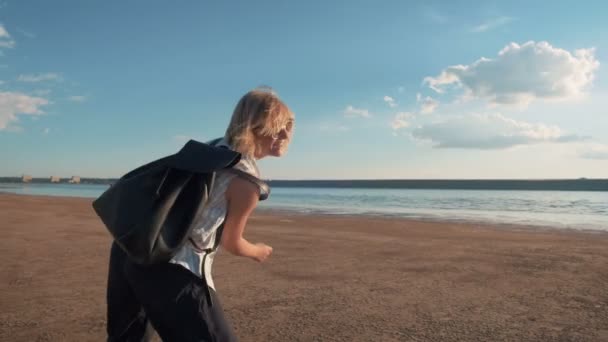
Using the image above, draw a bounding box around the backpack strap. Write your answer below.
[189,223,224,307]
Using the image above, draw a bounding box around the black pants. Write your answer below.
[106,242,238,342]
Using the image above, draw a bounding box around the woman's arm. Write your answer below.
[220,176,273,262]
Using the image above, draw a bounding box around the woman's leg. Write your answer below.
[106,242,155,342]
[124,261,238,342]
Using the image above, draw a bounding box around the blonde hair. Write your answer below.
[225,88,294,158]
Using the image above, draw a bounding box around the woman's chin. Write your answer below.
[270,147,287,157]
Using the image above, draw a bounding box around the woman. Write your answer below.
[106,88,295,341]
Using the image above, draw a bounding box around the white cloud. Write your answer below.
[0,24,15,49]
[471,16,514,33]
[411,113,587,149]
[344,105,371,118]
[17,73,62,83]
[383,96,397,108]
[416,93,439,114]
[391,112,413,131]
[424,41,600,107]
[0,91,49,130]
[68,95,86,103]
[579,143,608,160]
[0,25,9,38]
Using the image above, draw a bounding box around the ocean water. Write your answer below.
[1,183,607,231]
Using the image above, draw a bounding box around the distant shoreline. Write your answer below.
[268,178,608,191]
[1,177,607,191]
[0,177,116,185]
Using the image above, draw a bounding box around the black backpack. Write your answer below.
[92,139,269,265]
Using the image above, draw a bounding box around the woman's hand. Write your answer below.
[254,243,273,262]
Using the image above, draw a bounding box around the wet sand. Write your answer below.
[1,193,607,341]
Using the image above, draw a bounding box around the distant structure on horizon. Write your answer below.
[50,176,61,183]
[68,176,81,184]
[22,174,32,183]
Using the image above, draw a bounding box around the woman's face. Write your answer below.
[255,120,294,159]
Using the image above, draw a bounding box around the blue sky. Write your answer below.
[1,0,607,179]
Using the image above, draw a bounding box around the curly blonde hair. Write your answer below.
[225,88,294,158]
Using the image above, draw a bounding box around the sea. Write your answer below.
[1,182,607,232]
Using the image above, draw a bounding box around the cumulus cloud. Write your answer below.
[579,144,608,160]
[17,73,62,83]
[411,113,587,149]
[383,96,397,108]
[391,112,413,131]
[424,41,599,107]
[344,105,371,118]
[416,93,439,114]
[0,25,9,38]
[0,91,49,130]
[470,16,514,33]
[0,24,15,49]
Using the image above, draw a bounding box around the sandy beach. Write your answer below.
[1,193,607,341]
